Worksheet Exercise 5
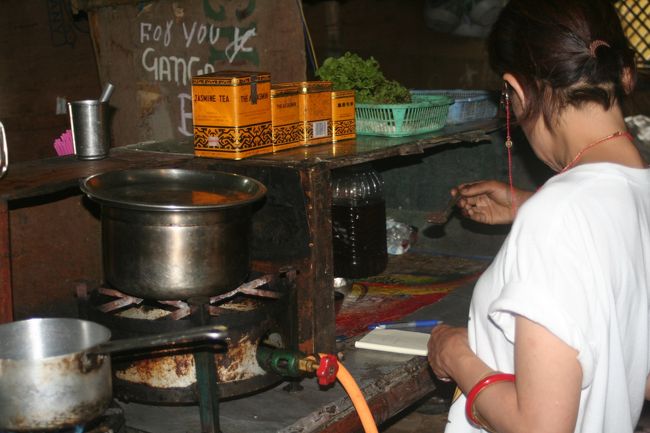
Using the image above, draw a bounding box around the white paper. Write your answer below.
[354,328,429,356]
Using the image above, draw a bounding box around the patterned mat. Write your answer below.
[335,253,489,339]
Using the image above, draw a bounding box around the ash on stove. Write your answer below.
[5,401,126,433]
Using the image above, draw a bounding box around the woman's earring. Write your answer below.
[502,82,513,149]
[502,82,517,215]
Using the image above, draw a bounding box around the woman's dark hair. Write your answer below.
[488,0,637,127]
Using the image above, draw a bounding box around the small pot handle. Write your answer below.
[88,324,228,356]
[0,121,8,179]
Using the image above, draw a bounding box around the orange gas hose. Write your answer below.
[322,354,379,433]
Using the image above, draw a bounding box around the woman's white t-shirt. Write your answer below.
[445,164,650,433]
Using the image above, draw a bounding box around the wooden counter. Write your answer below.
[0,118,500,352]
[119,259,475,433]
[0,119,499,432]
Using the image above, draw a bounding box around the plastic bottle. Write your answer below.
[331,164,388,278]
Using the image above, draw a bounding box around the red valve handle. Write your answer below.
[316,354,339,386]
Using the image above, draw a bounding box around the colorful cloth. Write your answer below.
[335,254,488,338]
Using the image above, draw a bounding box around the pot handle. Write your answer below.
[0,121,8,179]
[88,324,228,356]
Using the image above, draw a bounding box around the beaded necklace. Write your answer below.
[560,130,634,173]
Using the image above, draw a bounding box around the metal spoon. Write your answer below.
[426,194,460,225]
[99,82,115,103]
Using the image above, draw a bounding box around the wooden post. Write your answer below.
[299,163,336,354]
[0,200,13,323]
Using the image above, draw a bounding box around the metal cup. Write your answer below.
[67,100,110,160]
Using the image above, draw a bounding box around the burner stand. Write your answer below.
[77,270,298,405]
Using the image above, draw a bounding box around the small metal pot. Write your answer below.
[80,168,267,300]
[0,318,227,431]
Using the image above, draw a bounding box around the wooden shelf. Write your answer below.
[0,119,501,349]
[124,118,501,169]
[0,118,500,202]
[0,148,193,202]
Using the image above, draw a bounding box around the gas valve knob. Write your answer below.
[316,354,339,386]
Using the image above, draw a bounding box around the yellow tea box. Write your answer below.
[284,81,332,146]
[270,85,302,152]
[331,90,356,142]
[192,71,272,160]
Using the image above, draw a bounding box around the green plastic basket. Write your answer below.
[355,94,453,137]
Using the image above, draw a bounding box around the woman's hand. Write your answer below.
[427,324,471,382]
[453,180,533,225]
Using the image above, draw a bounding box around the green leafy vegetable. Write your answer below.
[316,52,411,104]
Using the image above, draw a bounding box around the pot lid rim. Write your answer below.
[79,168,267,211]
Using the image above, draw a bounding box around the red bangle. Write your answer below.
[465,372,515,428]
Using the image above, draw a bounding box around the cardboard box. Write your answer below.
[192,71,272,159]
[331,90,356,142]
[270,84,302,152]
[284,81,333,145]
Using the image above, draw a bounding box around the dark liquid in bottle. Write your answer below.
[332,200,388,278]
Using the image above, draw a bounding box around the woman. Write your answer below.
[427,1,650,432]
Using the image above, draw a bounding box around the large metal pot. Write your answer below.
[0,317,227,431]
[80,168,267,300]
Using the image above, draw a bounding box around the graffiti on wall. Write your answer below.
[137,0,260,136]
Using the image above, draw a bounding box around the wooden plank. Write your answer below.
[253,119,499,168]
[275,354,437,433]
[319,359,435,433]
[298,163,336,353]
[71,0,140,10]
[121,118,501,170]
[0,126,498,230]
[0,149,193,201]
[0,200,12,323]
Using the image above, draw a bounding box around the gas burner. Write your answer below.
[76,269,298,404]
[82,274,283,320]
